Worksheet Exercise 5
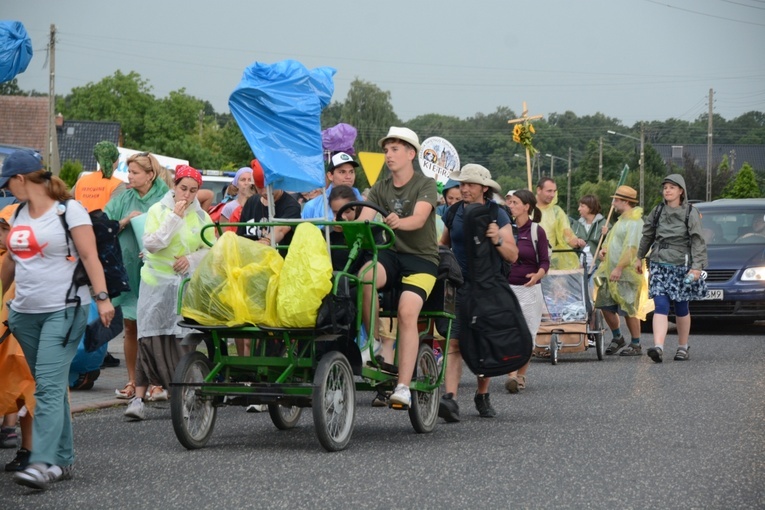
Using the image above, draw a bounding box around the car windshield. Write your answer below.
[700,209,765,245]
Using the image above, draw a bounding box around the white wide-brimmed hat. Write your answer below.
[378,126,421,152]
[449,164,501,195]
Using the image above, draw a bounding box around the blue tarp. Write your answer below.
[229,59,335,193]
[0,21,33,83]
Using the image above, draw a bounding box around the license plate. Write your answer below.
[702,289,723,300]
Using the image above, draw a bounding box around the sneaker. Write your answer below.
[0,426,18,448]
[605,336,626,355]
[474,393,496,418]
[124,397,145,421]
[438,393,460,422]
[620,343,643,356]
[674,346,690,361]
[388,384,411,408]
[371,390,388,408]
[13,463,72,491]
[5,448,31,472]
[647,346,663,363]
[505,376,520,394]
[101,352,120,368]
[245,404,268,413]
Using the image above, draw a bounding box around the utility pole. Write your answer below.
[639,123,645,208]
[47,24,60,175]
[706,88,714,202]
[598,136,603,181]
[198,109,204,137]
[566,147,572,214]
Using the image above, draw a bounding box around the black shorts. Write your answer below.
[376,250,438,303]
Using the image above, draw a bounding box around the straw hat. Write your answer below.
[611,185,638,203]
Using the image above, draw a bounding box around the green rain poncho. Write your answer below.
[593,206,651,320]
[104,178,169,319]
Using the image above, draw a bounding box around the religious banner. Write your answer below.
[418,136,459,185]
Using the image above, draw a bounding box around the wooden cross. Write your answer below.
[508,101,544,190]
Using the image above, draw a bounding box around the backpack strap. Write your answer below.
[530,223,540,265]
[442,201,462,231]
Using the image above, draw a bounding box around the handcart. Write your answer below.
[170,203,455,452]
[534,251,605,365]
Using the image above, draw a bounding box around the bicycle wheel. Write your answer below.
[312,351,356,452]
[171,351,217,450]
[408,343,439,434]
[268,404,303,430]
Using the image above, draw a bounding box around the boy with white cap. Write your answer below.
[356,127,438,408]
[302,152,364,220]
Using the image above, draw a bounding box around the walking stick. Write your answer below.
[593,164,630,262]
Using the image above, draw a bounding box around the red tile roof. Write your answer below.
[0,96,49,152]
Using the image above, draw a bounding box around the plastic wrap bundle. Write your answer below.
[181,232,283,327]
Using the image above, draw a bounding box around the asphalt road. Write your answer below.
[2,321,763,509]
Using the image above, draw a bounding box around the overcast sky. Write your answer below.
[5,0,765,126]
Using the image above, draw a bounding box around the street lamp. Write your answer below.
[544,153,567,179]
[546,152,574,213]
[607,127,645,208]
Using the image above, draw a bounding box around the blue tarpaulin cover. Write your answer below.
[0,21,33,83]
[229,59,336,193]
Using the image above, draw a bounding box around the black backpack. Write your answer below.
[443,200,512,278]
[458,202,532,377]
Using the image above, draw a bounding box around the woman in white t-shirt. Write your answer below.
[0,150,114,491]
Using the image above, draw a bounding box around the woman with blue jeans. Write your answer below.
[0,150,114,490]
[636,174,707,362]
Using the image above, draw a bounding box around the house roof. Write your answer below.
[653,144,765,173]
[57,120,121,171]
[0,96,48,152]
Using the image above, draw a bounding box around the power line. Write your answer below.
[643,0,765,26]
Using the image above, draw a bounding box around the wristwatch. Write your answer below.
[94,291,109,301]
[494,237,504,247]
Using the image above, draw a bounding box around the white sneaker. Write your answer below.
[245,404,268,413]
[389,384,411,407]
[124,398,145,421]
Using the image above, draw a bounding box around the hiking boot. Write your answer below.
[124,397,145,421]
[5,448,30,472]
[647,346,663,363]
[619,344,642,356]
[389,384,411,408]
[605,336,626,355]
[674,346,690,361]
[70,369,100,391]
[474,393,496,418]
[371,390,388,408]
[438,393,460,422]
[0,426,18,448]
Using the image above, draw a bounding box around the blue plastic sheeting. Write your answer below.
[0,21,33,83]
[229,60,336,193]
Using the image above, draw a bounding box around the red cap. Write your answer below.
[250,159,265,188]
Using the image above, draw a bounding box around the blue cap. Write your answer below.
[0,150,43,189]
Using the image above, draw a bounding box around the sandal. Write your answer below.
[533,350,551,359]
[115,382,135,400]
[147,386,168,402]
[606,336,626,355]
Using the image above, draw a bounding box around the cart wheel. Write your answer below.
[312,351,356,452]
[268,404,302,430]
[408,343,439,434]
[550,333,559,365]
[592,310,605,360]
[171,351,217,450]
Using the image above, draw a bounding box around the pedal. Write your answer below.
[366,355,398,375]
[388,401,409,411]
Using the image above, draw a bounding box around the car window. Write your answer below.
[701,210,765,245]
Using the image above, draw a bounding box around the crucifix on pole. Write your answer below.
[508,101,544,190]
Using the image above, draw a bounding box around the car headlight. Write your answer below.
[741,266,765,281]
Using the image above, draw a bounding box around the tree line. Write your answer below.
[2,73,763,214]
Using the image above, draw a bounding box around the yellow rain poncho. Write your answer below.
[593,207,652,320]
[538,200,579,270]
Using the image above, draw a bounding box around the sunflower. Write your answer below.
[512,121,538,156]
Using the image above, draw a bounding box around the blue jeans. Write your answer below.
[10,305,87,467]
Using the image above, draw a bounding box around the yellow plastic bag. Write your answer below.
[181,232,282,326]
[276,223,333,327]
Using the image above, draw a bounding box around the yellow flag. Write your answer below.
[358,152,386,186]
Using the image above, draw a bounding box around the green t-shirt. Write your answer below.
[367,171,438,266]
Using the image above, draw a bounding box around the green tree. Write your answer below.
[720,163,762,198]
[59,160,82,189]
[340,79,400,153]
[57,71,155,147]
